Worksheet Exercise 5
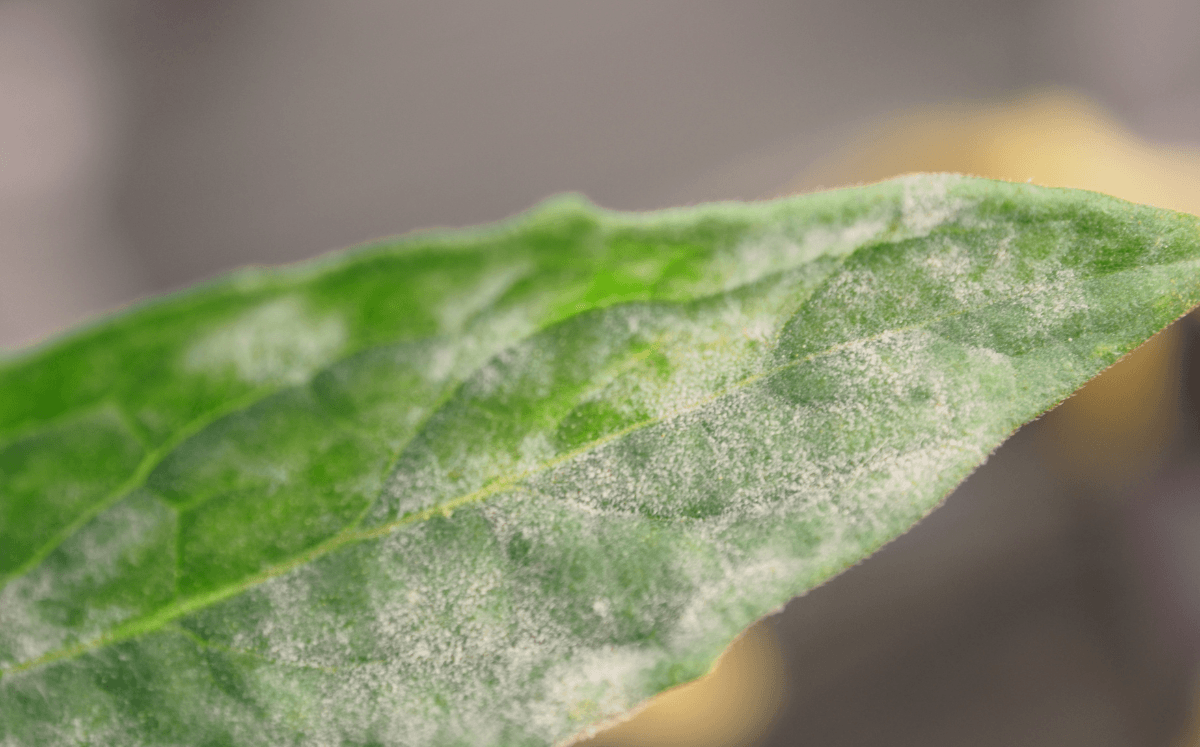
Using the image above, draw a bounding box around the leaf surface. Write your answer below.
[2,175,1199,746]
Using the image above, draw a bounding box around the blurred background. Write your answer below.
[2,1,1200,745]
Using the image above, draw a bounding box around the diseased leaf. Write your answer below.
[2,174,1199,746]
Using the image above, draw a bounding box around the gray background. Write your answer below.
[2,2,1200,745]
[4,0,1200,349]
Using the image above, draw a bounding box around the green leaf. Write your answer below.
[2,174,1199,746]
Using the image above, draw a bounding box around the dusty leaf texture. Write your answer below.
[2,175,1200,746]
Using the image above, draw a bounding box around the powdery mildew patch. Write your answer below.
[0,492,173,666]
[901,173,965,236]
[184,296,346,384]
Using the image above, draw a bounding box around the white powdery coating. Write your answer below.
[213,510,591,744]
[0,495,171,667]
[717,215,888,292]
[424,303,544,388]
[666,552,810,655]
[0,570,76,666]
[192,504,781,745]
[920,230,1091,329]
[1019,267,1089,334]
[527,646,659,742]
[901,173,965,236]
[583,272,822,425]
[923,241,974,298]
[184,296,346,384]
[0,714,126,747]
[436,263,531,334]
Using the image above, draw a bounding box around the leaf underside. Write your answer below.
[2,175,1199,746]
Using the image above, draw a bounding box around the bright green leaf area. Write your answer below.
[2,175,1200,746]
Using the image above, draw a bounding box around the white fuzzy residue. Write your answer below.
[0,494,172,667]
[718,216,887,292]
[527,646,658,742]
[184,296,345,384]
[901,174,964,236]
[437,264,531,334]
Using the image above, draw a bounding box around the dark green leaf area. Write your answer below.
[0,410,144,577]
[0,492,174,668]
[777,188,1200,362]
[145,391,374,596]
[553,395,650,453]
[574,238,708,308]
[308,339,457,450]
[144,340,465,596]
[0,631,282,747]
[982,194,1200,274]
[928,261,1200,369]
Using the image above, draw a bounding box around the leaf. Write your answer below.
[1,174,1199,746]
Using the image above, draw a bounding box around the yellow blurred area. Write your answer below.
[791,89,1200,217]
[568,622,785,747]
[573,90,1200,747]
